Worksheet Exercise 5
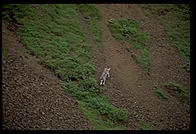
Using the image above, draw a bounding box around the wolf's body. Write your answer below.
[100,68,110,85]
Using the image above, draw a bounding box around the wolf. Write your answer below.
[100,67,111,85]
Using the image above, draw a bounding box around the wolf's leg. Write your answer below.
[100,80,103,85]
[103,78,106,85]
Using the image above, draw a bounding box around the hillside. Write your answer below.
[2,4,190,130]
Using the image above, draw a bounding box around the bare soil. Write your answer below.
[2,23,94,130]
[90,4,189,130]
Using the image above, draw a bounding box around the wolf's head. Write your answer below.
[106,68,110,71]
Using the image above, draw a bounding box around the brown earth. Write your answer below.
[2,4,190,130]
[88,4,189,130]
[2,23,94,130]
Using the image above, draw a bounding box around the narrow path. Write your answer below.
[77,5,138,129]
[95,4,190,130]
[2,23,94,130]
[76,6,106,82]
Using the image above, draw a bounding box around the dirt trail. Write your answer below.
[91,4,190,130]
[76,7,106,81]
[2,23,94,130]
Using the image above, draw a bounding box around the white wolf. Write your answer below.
[100,67,111,85]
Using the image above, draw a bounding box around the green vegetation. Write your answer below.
[154,85,168,100]
[164,81,190,112]
[108,18,150,73]
[78,100,125,130]
[2,5,12,25]
[78,4,103,51]
[138,121,152,130]
[61,81,130,129]
[2,48,5,60]
[2,4,129,129]
[138,4,190,72]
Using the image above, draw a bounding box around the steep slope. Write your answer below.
[88,4,190,130]
[2,23,94,130]
[2,4,190,130]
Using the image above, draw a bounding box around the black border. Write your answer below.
[1,0,193,4]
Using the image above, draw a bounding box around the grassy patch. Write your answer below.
[2,4,129,129]
[154,85,168,100]
[138,4,190,72]
[2,48,5,60]
[78,4,103,52]
[108,18,150,73]
[61,81,130,124]
[164,81,190,112]
[138,121,152,130]
[2,5,14,25]
[77,97,126,130]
